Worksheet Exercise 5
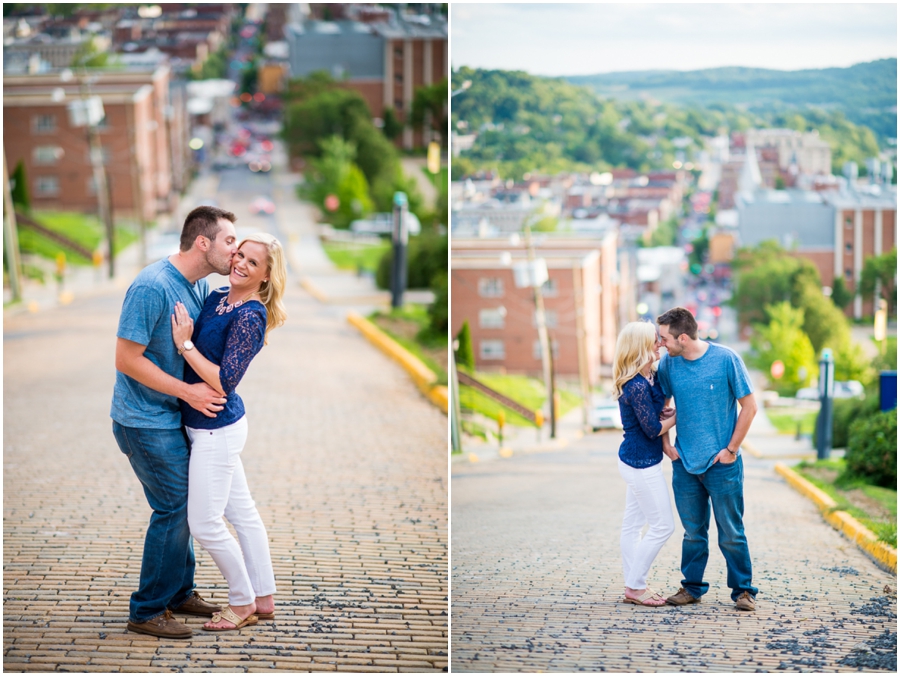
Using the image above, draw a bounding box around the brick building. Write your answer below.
[4,66,177,222]
[285,6,447,150]
[451,233,620,383]
[735,186,897,319]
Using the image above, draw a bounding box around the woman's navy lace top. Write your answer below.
[180,288,267,430]
[618,374,666,469]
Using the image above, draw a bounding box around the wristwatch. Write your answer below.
[178,340,194,356]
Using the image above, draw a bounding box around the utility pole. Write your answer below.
[3,147,23,303]
[64,68,115,278]
[523,224,555,438]
[572,264,592,432]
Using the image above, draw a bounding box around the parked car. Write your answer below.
[350,212,421,236]
[591,399,623,431]
[796,380,864,400]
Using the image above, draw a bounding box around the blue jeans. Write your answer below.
[112,422,196,622]
[671,456,757,601]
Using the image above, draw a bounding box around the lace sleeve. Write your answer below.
[624,378,663,440]
[219,307,266,394]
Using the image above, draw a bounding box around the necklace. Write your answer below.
[215,292,256,316]
[642,369,654,386]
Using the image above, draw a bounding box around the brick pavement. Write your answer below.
[4,260,448,670]
[451,433,896,672]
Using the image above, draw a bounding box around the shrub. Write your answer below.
[845,410,897,488]
[455,320,474,370]
[427,272,448,335]
[376,233,447,290]
[814,394,880,449]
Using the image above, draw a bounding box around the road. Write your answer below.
[3,162,449,672]
[451,432,896,673]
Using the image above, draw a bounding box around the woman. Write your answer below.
[613,321,677,607]
[171,232,287,631]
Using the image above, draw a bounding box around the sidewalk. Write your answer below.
[451,415,896,672]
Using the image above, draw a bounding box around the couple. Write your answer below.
[613,307,758,611]
[111,206,287,638]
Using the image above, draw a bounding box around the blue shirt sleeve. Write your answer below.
[219,307,266,394]
[728,350,754,400]
[623,378,663,440]
[657,354,672,398]
[117,284,166,346]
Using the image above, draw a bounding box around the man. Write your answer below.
[111,206,238,638]
[655,307,759,612]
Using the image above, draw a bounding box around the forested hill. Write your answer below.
[450,66,885,181]
[566,59,897,142]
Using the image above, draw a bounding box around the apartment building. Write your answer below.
[451,232,620,382]
[3,66,177,222]
[285,7,447,149]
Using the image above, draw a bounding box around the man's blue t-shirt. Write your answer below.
[111,258,209,429]
[657,342,753,474]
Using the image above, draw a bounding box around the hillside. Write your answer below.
[451,66,885,180]
[567,59,897,142]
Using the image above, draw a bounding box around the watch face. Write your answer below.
[184,340,194,350]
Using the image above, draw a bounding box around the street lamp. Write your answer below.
[451,80,472,98]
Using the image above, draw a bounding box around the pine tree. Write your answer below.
[455,320,474,370]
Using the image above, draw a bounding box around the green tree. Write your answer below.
[748,302,817,395]
[428,272,448,335]
[858,248,897,316]
[10,160,30,211]
[382,107,403,140]
[411,79,448,148]
[455,320,475,370]
[832,338,874,388]
[305,136,373,229]
[830,276,854,310]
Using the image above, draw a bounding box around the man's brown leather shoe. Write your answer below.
[127,610,192,639]
[171,591,221,617]
[735,591,756,611]
[666,587,701,605]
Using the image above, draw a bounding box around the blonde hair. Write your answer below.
[612,321,658,399]
[240,233,287,344]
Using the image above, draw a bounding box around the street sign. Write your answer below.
[770,360,785,379]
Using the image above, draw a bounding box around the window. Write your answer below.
[533,340,560,360]
[542,278,559,297]
[844,243,853,252]
[533,310,558,328]
[33,146,62,165]
[394,74,403,84]
[844,216,853,228]
[394,99,404,111]
[480,340,505,360]
[479,308,505,329]
[845,269,853,279]
[35,176,60,195]
[33,114,57,133]
[478,277,504,298]
[394,47,403,58]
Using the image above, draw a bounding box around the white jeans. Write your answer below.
[186,417,276,605]
[618,458,675,590]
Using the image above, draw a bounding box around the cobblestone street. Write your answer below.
[451,434,896,673]
[4,199,448,670]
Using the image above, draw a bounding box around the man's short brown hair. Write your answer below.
[180,206,237,252]
[657,307,698,340]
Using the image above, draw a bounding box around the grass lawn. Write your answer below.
[368,304,447,384]
[459,371,582,427]
[766,408,819,436]
[19,210,137,265]
[322,240,390,274]
[794,458,897,547]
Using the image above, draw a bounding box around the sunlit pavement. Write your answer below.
[3,159,448,672]
[451,431,896,673]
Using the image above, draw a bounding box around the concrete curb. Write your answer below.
[298,276,329,302]
[774,462,897,574]
[346,311,448,415]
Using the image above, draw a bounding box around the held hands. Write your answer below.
[171,302,194,347]
[659,407,675,421]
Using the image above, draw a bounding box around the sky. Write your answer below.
[450,3,898,75]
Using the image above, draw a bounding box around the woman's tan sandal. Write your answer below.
[623,589,667,607]
[256,612,275,620]
[201,607,259,632]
